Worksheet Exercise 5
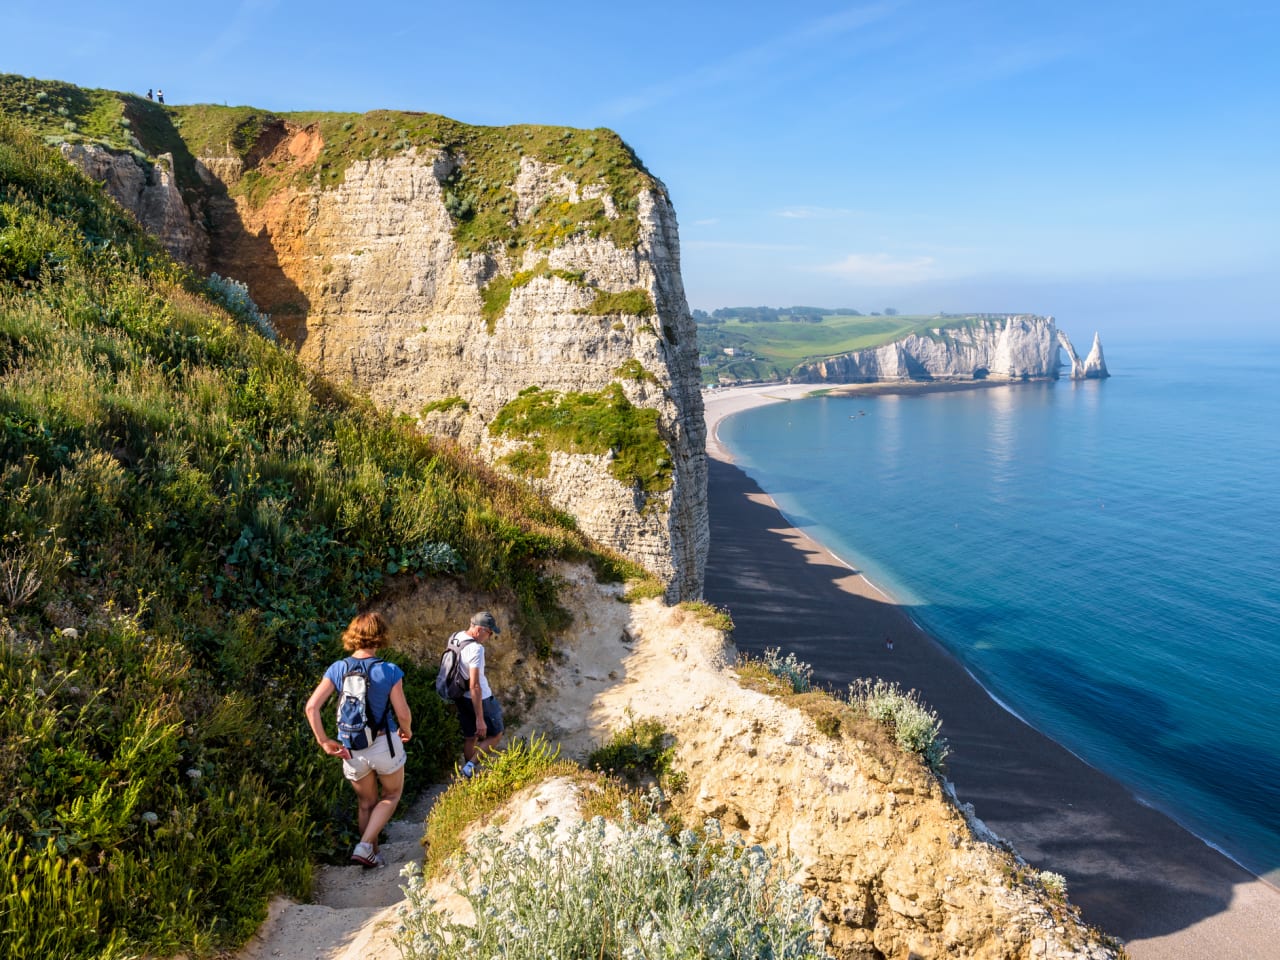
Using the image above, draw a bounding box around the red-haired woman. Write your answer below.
[304,611,412,867]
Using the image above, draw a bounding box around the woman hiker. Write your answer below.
[304,611,412,867]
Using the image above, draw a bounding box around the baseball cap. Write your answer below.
[470,611,501,634]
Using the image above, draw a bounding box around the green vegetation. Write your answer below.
[737,648,949,774]
[480,259,587,330]
[613,357,658,383]
[582,287,655,317]
[489,383,672,495]
[400,790,827,960]
[0,118,612,958]
[587,715,683,790]
[422,734,574,873]
[419,395,469,415]
[0,74,143,150]
[847,678,950,773]
[497,444,551,479]
[760,646,813,692]
[678,599,734,633]
[695,307,1006,384]
[621,576,668,602]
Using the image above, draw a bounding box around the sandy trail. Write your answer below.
[232,786,445,960]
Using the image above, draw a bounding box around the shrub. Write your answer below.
[398,799,827,960]
[847,678,949,773]
[206,272,275,340]
[1039,870,1068,901]
[762,646,813,693]
[587,715,681,789]
[621,576,666,601]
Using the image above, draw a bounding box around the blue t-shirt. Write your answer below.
[324,656,405,734]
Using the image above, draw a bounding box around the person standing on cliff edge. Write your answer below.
[449,611,505,778]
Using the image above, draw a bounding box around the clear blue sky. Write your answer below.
[7,0,1278,337]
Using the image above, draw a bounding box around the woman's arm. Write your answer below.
[390,680,412,742]
[304,677,348,757]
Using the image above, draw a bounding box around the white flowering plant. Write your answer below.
[762,646,813,693]
[847,678,949,773]
[397,792,828,960]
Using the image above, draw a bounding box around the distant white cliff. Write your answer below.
[794,315,1108,383]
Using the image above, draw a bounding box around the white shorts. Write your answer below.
[341,732,406,781]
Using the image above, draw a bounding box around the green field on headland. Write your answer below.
[695,308,992,384]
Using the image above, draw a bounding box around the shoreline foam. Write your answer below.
[701,381,1280,959]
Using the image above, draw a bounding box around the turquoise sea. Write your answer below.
[716,338,1280,886]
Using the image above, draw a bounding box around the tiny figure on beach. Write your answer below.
[146,88,153,100]
[885,635,894,651]
[157,89,165,104]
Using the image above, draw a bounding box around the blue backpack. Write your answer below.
[336,657,393,755]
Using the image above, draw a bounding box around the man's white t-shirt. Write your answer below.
[455,631,492,700]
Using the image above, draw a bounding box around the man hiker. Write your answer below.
[449,611,505,778]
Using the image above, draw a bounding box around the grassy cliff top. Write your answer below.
[0,73,663,254]
[694,311,1034,383]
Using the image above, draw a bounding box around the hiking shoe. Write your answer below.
[351,841,378,867]
[460,760,477,779]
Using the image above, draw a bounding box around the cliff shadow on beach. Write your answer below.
[702,455,1265,945]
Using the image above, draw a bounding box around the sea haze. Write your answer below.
[717,339,1280,885]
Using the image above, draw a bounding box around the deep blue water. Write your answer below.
[717,339,1280,885]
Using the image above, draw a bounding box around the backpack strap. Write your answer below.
[452,636,477,697]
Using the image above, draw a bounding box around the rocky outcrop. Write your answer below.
[63,123,708,601]
[508,589,1121,960]
[1056,329,1085,378]
[795,315,1101,384]
[59,143,209,270]
[1083,332,1109,379]
[1056,329,1110,380]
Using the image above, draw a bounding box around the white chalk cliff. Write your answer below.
[795,315,1108,383]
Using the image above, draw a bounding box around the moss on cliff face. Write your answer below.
[490,384,672,494]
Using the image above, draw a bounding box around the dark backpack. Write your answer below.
[336,657,393,755]
[435,634,475,701]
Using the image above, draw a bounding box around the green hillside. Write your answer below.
[695,309,991,384]
[0,115,634,958]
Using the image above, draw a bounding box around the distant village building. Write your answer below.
[723,347,736,356]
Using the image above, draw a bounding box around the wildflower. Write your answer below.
[185,767,202,781]
[141,811,159,825]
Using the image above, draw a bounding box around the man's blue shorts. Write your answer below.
[454,695,503,739]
